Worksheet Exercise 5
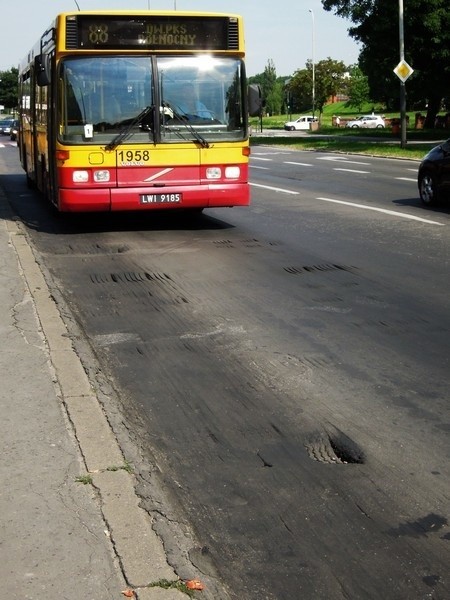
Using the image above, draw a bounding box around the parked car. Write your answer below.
[0,119,15,135]
[417,139,450,206]
[284,115,318,131]
[345,115,385,129]
[10,120,19,141]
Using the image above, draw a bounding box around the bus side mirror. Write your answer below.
[248,84,262,117]
[34,55,50,87]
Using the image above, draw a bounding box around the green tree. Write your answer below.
[287,68,313,113]
[289,58,347,118]
[321,0,450,126]
[261,59,277,115]
[248,59,284,116]
[249,70,293,115]
[266,81,284,116]
[0,68,19,112]
[345,65,370,111]
[314,58,348,115]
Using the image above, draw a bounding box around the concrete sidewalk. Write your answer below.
[0,193,188,598]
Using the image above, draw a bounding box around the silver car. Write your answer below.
[346,115,385,129]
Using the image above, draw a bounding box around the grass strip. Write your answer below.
[250,135,439,160]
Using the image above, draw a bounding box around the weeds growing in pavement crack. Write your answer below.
[106,460,133,473]
[75,474,93,485]
[146,579,197,597]
[75,461,134,484]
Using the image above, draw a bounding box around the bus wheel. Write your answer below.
[26,173,35,189]
[43,169,54,206]
[23,156,35,189]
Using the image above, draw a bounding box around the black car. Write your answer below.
[418,139,450,206]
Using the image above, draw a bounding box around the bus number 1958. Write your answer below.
[118,150,150,164]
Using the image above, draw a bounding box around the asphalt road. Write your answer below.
[2,141,450,599]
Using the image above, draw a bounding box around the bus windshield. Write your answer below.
[59,55,246,145]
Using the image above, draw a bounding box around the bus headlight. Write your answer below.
[206,167,221,179]
[225,166,240,179]
[73,170,89,183]
[94,170,110,182]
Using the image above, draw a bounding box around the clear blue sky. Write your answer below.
[0,0,360,77]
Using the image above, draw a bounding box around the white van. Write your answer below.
[284,115,318,131]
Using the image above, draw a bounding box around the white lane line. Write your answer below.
[250,182,299,195]
[396,177,416,182]
[252,151,292,156]
[284,161,314,167]
[317,197,444,226]
[250,165,270,170]
[251,156,273,161]
[317,156,371,165]
[333,168,371,174]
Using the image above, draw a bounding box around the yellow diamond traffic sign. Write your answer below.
[394,60,414,82]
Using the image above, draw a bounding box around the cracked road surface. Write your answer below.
[2,147,450,599]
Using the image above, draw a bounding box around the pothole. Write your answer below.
[305,430,365,465]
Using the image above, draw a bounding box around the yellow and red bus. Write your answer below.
[18,11,260,212]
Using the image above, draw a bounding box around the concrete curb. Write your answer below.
[5,214,186,599]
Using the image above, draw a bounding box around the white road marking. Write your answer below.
[250,165,270,170]
[396,177,416,182]
[250,182,299,195]
[284,161,313,167]
[317,197,444,225]
[251,151,291,156]
[317,156,371,165]
[333,168,370,174]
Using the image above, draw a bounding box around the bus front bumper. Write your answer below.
[58,183,250,212]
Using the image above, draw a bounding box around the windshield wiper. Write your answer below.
[162,101,210,149]
[105,105,154,151]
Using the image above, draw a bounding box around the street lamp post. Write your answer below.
[309,9,315,118]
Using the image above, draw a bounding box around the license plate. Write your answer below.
[140,193,182,204]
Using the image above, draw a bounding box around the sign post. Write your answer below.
[394,0,414,149]
[393,59,413,149]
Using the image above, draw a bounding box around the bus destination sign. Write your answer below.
[69,15,236,51]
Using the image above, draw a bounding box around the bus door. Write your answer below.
[19,69,34,187]
[46,52,58,205]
